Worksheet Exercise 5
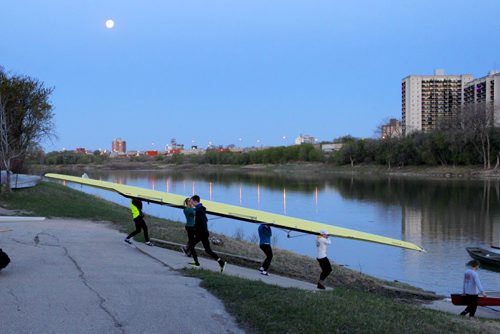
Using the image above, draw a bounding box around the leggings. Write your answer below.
[189,234,220,264]
[463,294,479,317]
[317,257,332,281]
[185,226,196,248]
[259,244,273,271]
[127,216,150,242]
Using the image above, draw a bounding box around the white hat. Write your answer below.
[319,230,329,235]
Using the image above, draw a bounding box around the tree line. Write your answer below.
[37,102,500,169]
[3,66,499,193]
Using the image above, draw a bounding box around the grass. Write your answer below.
[185,269,499,334]
[2,181,500,333]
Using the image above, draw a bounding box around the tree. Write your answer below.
[454,104,497,169]
[0,68,55,190]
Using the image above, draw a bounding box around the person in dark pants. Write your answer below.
[188,195,226,272]
[258,224,273,276]
[316,230,332,290]
[460,260,486,317]
[181,197,195,257]
[124,198,153,246]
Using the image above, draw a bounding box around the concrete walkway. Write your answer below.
[0,218,243,334]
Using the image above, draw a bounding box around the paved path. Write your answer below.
[0,218,243,334]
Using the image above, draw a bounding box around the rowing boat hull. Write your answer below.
[466,247,500,267]
[451,294,500,306]
[45,173,424,252]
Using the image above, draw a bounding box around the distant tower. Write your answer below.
[112,138,126,153]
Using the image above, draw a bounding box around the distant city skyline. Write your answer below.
[1,1,499,152]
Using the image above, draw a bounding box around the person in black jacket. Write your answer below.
[188,195,226,272]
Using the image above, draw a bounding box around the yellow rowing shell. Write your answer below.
[45,173,424,252]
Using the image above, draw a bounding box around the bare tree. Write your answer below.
[0,68,55,191]
[0,94,17,190]
[452,103,497,169]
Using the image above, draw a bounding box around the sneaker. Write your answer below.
[145,241,153,246]
[260,271,269,276]
[124,239,132,244]
[258,266,264,272]
[317,281,326,290]
[219,261,227,273]
[189,262,200,267]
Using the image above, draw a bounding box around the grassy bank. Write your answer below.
[1,182,499,332]
[185,270,498,334]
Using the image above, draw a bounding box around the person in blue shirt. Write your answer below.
[460,260,487,317]
[258,224,273,276]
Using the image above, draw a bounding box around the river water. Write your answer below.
[60,169,500,295]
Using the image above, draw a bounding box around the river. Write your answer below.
[60,169,500,295]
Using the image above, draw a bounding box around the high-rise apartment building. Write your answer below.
[464,71,500,124]
[112,138,126,153]
[401,70,473,135]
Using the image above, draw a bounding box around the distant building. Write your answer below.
[381,119,403,139]
[112,138,126,153]
[464,71,500,124]
[321,143,343,153]
[402,70,473,135]
[75,148,86,154]
[295,134,316,145]
[166,138,184,152]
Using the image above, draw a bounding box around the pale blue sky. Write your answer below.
[1,1,499,151]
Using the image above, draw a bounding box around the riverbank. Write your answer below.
[2,182,500,332]
[31,161,500,180]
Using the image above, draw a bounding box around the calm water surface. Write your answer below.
[61,170,500,295]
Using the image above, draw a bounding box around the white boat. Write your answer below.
[0,171,41,189]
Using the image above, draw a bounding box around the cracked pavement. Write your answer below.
[0,218,243,334]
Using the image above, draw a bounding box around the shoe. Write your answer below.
[460,311,467,316]
[317,281,326,290]
[219,260,227,273]
[189,262,200,267]
[258,266,264,272]
[260,271,269,276]
[124,239,132,244]
[145,241,153,246]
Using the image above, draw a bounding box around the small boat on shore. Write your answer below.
[0,171,41,189]
[466,247,500,267]
[451,293,500,306]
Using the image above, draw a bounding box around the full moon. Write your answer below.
[105,19,115,29]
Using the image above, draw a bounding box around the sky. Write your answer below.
[1,0,500,152]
